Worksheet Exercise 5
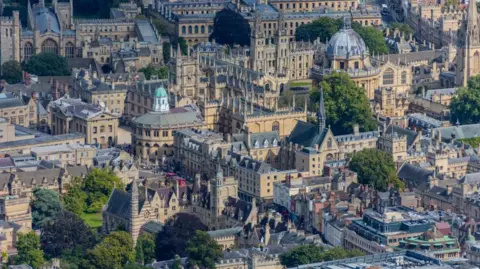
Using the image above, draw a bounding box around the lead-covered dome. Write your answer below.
[326,18,369,58]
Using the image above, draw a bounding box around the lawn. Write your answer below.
[80,212,103,229]
[289,81,313,88]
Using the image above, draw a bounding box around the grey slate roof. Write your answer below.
[287,121,327,148]
[0,93,27,109]
[34,7,61,34]
[208,227,243,238]
[136,20,160,44]
[459,171,480,184]
[397,163,433,185]
[104,189,136,220]
[133,106,203,128]
[435,124,480,141]
[386,125,418,147]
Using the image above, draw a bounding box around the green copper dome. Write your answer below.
[154,87,168,98]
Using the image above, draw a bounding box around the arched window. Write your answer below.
[401,71,407,84]
[23,42,33,60]
[194,25,199,34]
[188,26,192,34]
[383,68,394,85]
[272,121,280,131]
[182,26,186,34]
[201,25,205,34]
[208,25,213,33]
[41,39,59,54]
[65,42,75,58]
[327,138,333,148]
[475,52,480,73]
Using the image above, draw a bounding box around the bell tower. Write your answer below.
[456,1,480,87]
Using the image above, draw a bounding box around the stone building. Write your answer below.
[312,17,412,103]
[0,92,37,128]
[131,87,205,161]
[50,97,120,148]
[455,2,479,86]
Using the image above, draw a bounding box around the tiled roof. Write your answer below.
[287,121,328,148]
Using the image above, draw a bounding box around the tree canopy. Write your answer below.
[388,22,413,37]
[280,246,364,267]
[63,177,88,216]
[349,148,404,191]
[138,65,168,80]
[135,233,156,265]
[31,188,62,228]
[295,18,388,54]
[450,75,480,124]
[83,168,123,213]
[24,53,70,76]
[40,210,95,259]
[311,72,376,135]
[186,231,223,269]
[210,8,251,47]
[16,232,45,269]
[1,60,22,84]
[86,231,135,269]
[155,213,208,261]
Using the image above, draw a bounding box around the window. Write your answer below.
[272,121,280,131]
[41,39,59,54]
[401,71,407,84]
[100,126,105,133]
[24,42,33,60]
[93,127,97,134]
[383,69,394,85]
[65,42,75,58]
[108,125,113,132]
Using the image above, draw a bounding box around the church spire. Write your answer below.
[467,0,479,45]
[215,160,223,186]
[318,88,326,131]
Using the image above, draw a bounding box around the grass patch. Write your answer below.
[80,212,102,229]
[289,81,312,88]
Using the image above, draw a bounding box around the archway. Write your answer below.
[41,39,59,54]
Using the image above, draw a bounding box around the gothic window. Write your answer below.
[41,39,59,55]
[475,52,480,73]
[401,71,407,84]
[383,69,394,85]
[65,42,75,58]
[24,42,33,61]
[272,121,279,131]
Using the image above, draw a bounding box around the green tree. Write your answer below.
[16,232,45,269]
[135,233,156,265]
[40,210,95,259]
[138,65,169,80]
[295,17,342,42]
[155,213,207,261]
[24,53,70,76]
[280,245,363,267]
[186,231,223,269]
[352,22,388,54]
[349,148,404,191]
[295,18,387,54]
[83,168,123,213]
[1,60,22,84]
[63,178,88,216]
[86,231,134,269]
[450,75,480,124]
[210,8,251,47]
[389,22,413,37]
[31,188,62,228]
[312,72,376,135]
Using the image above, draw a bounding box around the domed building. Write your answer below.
[313,17,412,115]
[132,87,205,162]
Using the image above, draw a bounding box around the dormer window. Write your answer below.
[264,139,269,147]
[272,139,278,147]
[254,140,260,148]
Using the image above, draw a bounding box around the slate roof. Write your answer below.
[386,125,418,147]
[132,106,203,128]
[51,97,118,120]
[142,221,164,234]
[104,189,137,220]
[136,20,160,44]
[34,7,61,34]
[208,227,243,238]
[459,171,480,184]
[435,123,480,141]
[0,93,27,109]
[397,163,434,185]
[287,121,327,148]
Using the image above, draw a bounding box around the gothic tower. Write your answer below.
[456,1,480,87]
[210,161,223,218]
[275,12,289,77]
[130,178,141,246]
[318,88,326,132]
[250,11,265,73]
